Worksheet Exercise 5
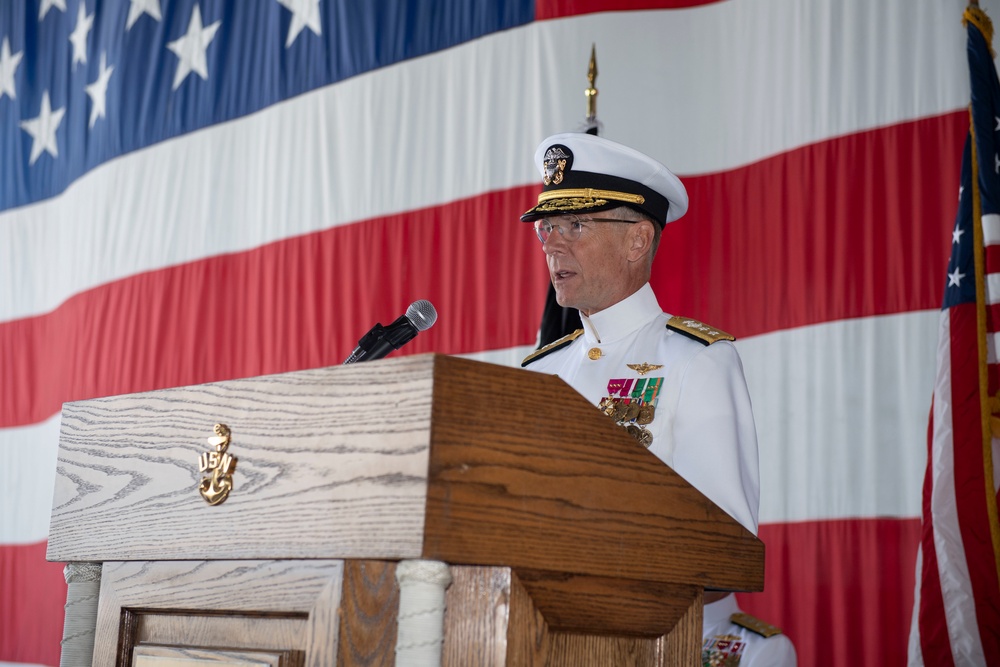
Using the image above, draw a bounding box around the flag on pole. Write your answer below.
[908,4,1000,665]
[535,45,598,348]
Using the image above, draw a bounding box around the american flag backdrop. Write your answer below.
[908,5,1000,665]
[0,0,994,665]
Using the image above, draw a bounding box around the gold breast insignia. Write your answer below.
[627,362,663,376]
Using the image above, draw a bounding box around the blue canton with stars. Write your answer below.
[951,136,977,310]
[0,0,533,212]
[947,17,1000,310]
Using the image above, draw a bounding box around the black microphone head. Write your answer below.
[405,300,438,332]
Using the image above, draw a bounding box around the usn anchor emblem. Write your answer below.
[198,423,237,505]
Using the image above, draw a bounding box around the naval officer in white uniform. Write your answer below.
[520,132,760,535]
[521,133,798,664]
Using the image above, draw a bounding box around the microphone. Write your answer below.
[343,300,438,364]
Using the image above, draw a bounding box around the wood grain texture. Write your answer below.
[49,353,759,666]
[514,569,700,636]
[92,560,343,667]
[504,569,550,667]
[336,560,399,666]
[546,634,663,667]
[133,644,302,666]
[661,594,702,667]
[441,566,549,667]
[134,615,305,651]
[50,354,761,593]
[49,357,436,561]
[442,566,513,666]
[422,355,763,592]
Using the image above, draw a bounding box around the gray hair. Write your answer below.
[608,205,661,259]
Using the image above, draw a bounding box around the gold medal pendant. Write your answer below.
[599,397,618,417]
[600,394,655,449]
[637,405,655,425]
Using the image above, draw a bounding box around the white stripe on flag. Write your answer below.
[982,213,1000,246]
[929,313,987,664]
[907,545,925,666]
[989,331,999,365]
[737,310,936,523]
[988,273,1000,305]
[0,415,61,544]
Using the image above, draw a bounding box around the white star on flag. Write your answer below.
[69,3,94,68]
[952,226,965,244]
[167,5,221,91]
[38,0,66,21]
[947,267,966,287]
[0,37,23,101]
[19,91,65,165]
[127,0,162,30]
[276,0,322,48]
[85,52,114,128]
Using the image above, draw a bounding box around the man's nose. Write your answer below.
[542,230,567,255]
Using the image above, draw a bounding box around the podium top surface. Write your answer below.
[48,353,762,591]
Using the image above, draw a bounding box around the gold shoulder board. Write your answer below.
[521,329,584,367]
[730,612,783,638]
[666,315,735,346]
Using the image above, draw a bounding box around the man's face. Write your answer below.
[539,214,634,317]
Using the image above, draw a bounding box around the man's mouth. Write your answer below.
[552,269,575,282]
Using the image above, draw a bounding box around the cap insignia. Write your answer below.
[627,362,663,376]
[542,145,572,186]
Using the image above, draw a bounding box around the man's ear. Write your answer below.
[627,220,656,263]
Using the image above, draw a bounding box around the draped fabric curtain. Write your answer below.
[0,1,985,665]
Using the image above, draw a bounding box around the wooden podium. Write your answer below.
[47,354,763,666]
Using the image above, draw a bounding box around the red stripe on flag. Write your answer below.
[736,518,921,667]
[989,303,1000,329]
[0,541,65,666]
[0,113,966,429]
[985,244,1000,274]
[657,112,965,335]
[948,304,1000,661]
[535,0,725,21]
[0,186,547,428]
[917,397,956,666]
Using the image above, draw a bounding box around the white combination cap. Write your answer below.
[521,132,688,226]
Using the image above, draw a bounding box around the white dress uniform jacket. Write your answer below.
[523,283,760,535]
[702,594,798,666]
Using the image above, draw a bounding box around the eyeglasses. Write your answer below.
[533,215,633,244]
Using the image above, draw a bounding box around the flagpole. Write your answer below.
[963,0,1000,589]
[585,44,598,124]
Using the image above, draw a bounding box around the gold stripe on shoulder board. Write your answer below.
[521,329,584,367]
[730,612,783,638]
[666,315,735,345]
